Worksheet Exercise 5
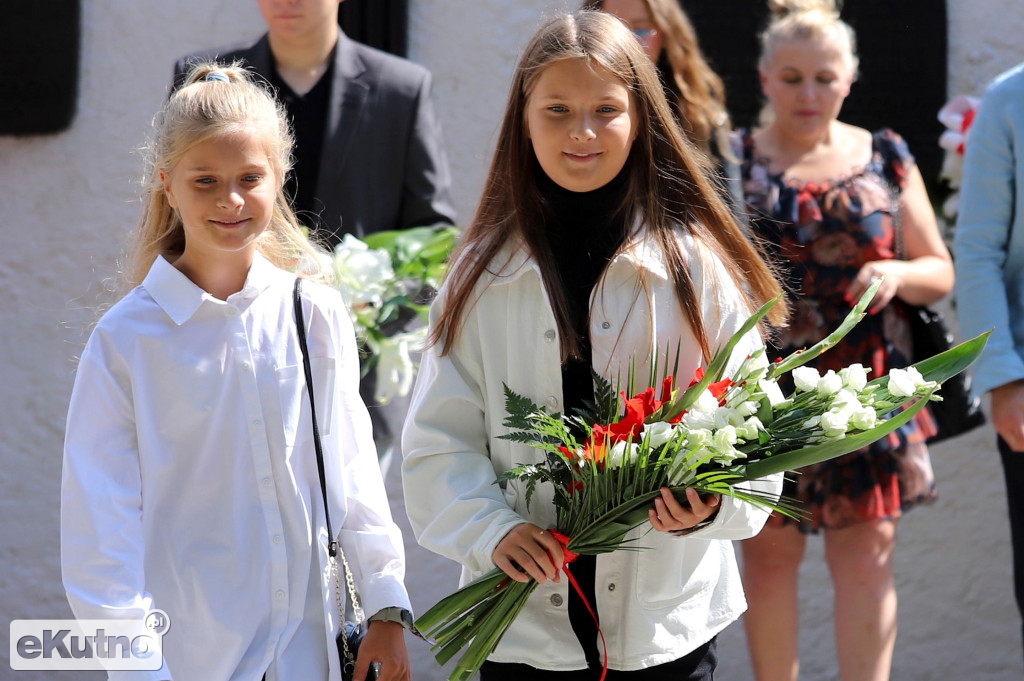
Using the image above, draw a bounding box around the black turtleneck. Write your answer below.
[538,163,630,420]
[537,162,629,672]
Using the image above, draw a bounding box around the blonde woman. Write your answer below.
[738,2,954,680]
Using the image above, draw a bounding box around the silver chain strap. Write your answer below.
[333,546,364,674]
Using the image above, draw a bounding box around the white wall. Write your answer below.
[1,1,1022,679]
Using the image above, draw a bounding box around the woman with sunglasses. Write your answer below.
[585,0,743,214]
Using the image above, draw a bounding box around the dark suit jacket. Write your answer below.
[173,31,457,246]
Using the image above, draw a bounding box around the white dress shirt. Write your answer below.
[403,229,782,671]
[62,254,410,681]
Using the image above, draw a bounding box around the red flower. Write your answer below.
[580,428,608,468]
[708,377,732,404]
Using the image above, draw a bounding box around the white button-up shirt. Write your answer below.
[403,229,782,671]
[62,254,410,681]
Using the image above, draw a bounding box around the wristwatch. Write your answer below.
[367,607,415,630]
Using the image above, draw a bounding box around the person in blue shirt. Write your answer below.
[954,60,1024,664]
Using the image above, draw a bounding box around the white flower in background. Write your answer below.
[644,421,677,449]
[373,329,424,404]
[332,234,394,309]
[938,94,981,219]
[887,367,919,397]
[839,363,869,391]
[608,441,640,469]
[816,370,843,396]
[793,366,820,392]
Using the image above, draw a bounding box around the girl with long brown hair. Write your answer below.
[403,11,785,680]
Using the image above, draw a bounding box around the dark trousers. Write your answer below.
[480,639,716,681]
[999,436,1024,662]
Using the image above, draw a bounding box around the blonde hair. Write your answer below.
[759,0,858,74]
[122,62,325,295]
[585,0,730,156]
[432,11,786,361]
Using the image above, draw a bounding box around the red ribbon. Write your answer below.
[548,530,608,681]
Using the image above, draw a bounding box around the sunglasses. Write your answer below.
[632,27,659,43]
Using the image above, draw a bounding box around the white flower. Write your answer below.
[333,234,394,308]
[608,441,640,469]
[850,406,877,431]
[736,416,764,441]
[816,370,843,396]
[735,400,759,417]
[644,421,677,449]
[905,366,936,390]
[712,425,739,451]
[711,427,744,464]
[685,428,713,449]
[737,350,770,382]
[803,415,821,430]
[374,330,423,404]
[713,406,745,430]
[682,391,720,430]
[839,363,869,392]
[820,409,850,438]
[793,366,820,392]
[887,368,918,397]
[830,389,861,412]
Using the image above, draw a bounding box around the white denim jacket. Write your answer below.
[402,229,781,671]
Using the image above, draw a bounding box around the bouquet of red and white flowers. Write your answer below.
[414,281,987,681]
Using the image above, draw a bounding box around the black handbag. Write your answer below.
[293,278,378,681]
[891,193,986,443]
[904,303,986,443]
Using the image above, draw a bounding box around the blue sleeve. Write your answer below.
[953,71,1024,397]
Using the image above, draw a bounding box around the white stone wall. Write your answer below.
[1,1,1021,679]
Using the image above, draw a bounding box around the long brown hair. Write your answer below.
[122,62,326,295]
[585,0,730,156]
[431,11,785,361]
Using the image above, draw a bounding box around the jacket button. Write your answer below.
[601,321,611,329]
[608,583,616,591]
[550,594,563,607]
[546,396,558,409]
[544,329,556,342]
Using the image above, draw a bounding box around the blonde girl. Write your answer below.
[61,64,412,681]
[738,2,954,680]
[403,11,785,681]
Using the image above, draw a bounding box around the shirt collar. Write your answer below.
[143,253,280,325]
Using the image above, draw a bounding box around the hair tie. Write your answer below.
[205,72,229,83]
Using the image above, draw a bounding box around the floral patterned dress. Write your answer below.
[740,128,937,532]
